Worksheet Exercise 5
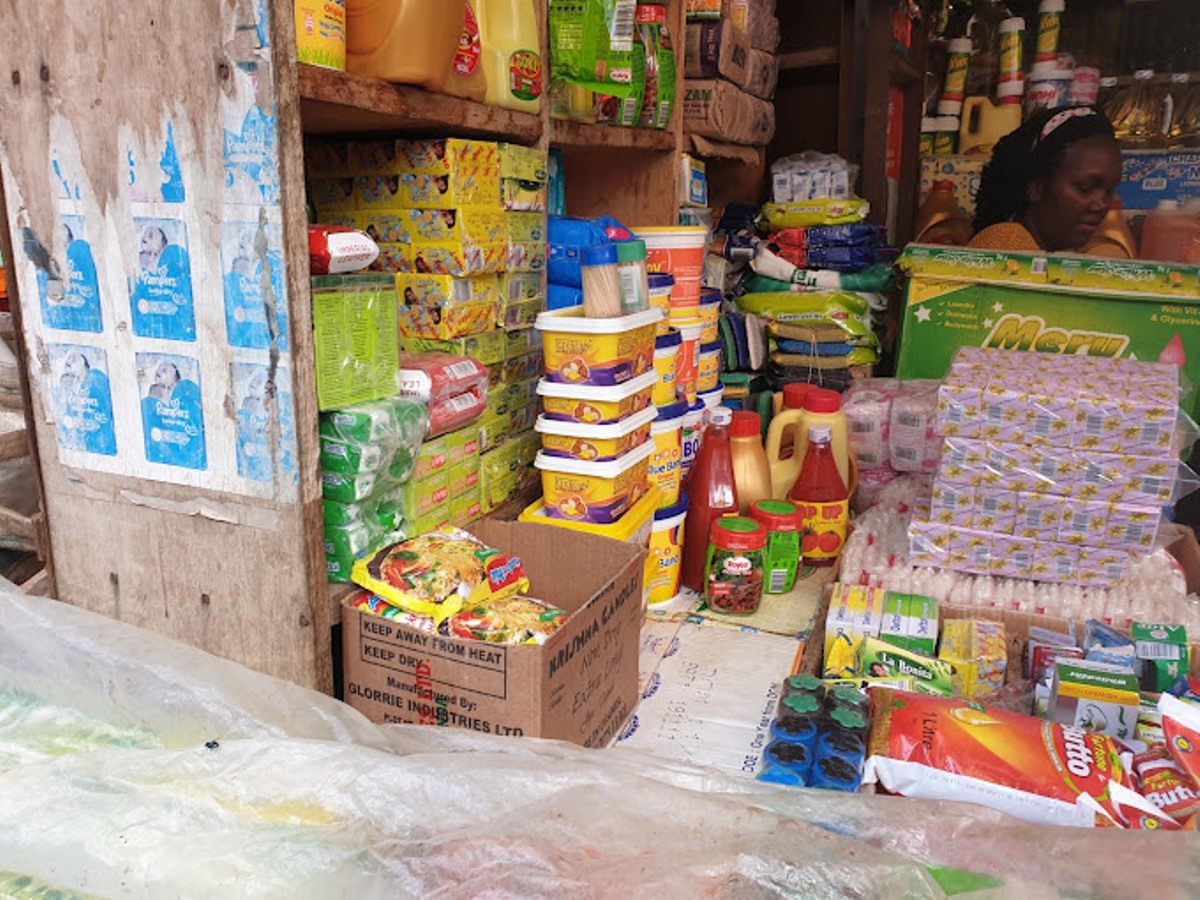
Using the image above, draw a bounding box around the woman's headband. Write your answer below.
[1033,106,1099,150]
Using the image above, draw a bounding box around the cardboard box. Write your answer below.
[896,245,1200,420]
[686,20,752,90]
[398,328,507,366]
[412,437,449,482]
[683,79,776,146]
[1117,149,1200,211]
[1132,622,1190,691]
[1049,659,1140,741]
[342,520,645,746]
[396,273,502,339]
[940,619,1007,698]
[680,154,708,207]
[919,155,987,218]
[822,584,884,677]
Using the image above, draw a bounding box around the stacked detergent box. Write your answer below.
[309,137,549,528]
[908,348,1185,588]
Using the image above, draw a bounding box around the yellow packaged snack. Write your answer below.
[351,528,529,624]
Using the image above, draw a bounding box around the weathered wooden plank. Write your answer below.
[298,65,543,142]
[0,0,330,690]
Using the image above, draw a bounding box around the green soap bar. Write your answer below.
[319,397,429,446]
[319,435,390,476]
[321,471,391,504]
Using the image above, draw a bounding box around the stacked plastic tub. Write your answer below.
[519,300,685,607]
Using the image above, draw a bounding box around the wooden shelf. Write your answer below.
[778,46,840,72]
[297,64,543,142]
[550,120,676,151]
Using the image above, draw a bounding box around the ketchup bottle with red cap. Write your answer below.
[790,424,849,567]
[681,407,738,593]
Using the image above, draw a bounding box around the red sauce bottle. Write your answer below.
[680,407,738,593]
[789,424,849,567]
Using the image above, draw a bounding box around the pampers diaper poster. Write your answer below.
[220,221,289,350]
[136,352,206,470]
[47,343,116,456]
[230,361,297,485]
[130,217,196,341]
[34,215,102,333]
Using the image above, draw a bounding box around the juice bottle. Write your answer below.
[1140,201,1200,262]
[764,382,809,499]
[476,0,543,113]
[345,0,465,89]
[730,410,772,515]
[680,407,738,593]
[790,425,849,568]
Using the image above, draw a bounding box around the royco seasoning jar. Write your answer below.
[705,516,767,614]
[749,499,804,594]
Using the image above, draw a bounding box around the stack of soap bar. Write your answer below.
[909,348,1182,588]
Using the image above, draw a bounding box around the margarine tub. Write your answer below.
[535,440,654,524]
[535,405,656,462]
[697,340,721,393]
[535,306,661,386]
[698,384,725,419]
[698,288,722,343]
[647,272,674,335]
[649,400,687,507]
[653,330,681,406]
[518,485,660,547]
[646,493,688,604]
[537,370,655,425]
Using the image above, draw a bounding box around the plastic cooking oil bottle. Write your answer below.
[476,0,543,113]
[442,0,490,101]
[344,0,465,90]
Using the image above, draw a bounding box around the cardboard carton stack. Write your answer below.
[308,138,549,534]
[684,0,779,146]
[908,347,1182,589]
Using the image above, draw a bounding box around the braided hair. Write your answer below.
[973,105,1118,233]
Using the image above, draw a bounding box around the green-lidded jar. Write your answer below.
[827,705,869,739]
[826,682,872,717]
[780,691,822,718]
[782,672,824,701]
[705,517,766,615]
[749,499,804,594]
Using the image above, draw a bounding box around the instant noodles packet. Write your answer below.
[865,688,1179,830]
[445,595,569,645]
[352,528,529,625]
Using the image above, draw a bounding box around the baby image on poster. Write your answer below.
[228,362,297,485]
[220,221,289,351]
[47,343,116,456]
[136,352,206,470]
[31,215,103,333]
[130,217,196,341]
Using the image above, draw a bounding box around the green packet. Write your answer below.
[323,495,407,532]
[324,520,405,560]
[857,636,955,697]
[733,291,872,339]
[549,0,642,87]
[319,397,428,446]
[637,6,675,130]
[319,435,392,476]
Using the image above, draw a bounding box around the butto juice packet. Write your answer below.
[865,688,1179,830]
[352,528,529,625]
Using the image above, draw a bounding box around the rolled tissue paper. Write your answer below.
[888,380,941,473]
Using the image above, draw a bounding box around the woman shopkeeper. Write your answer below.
[969,105,1123,254]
